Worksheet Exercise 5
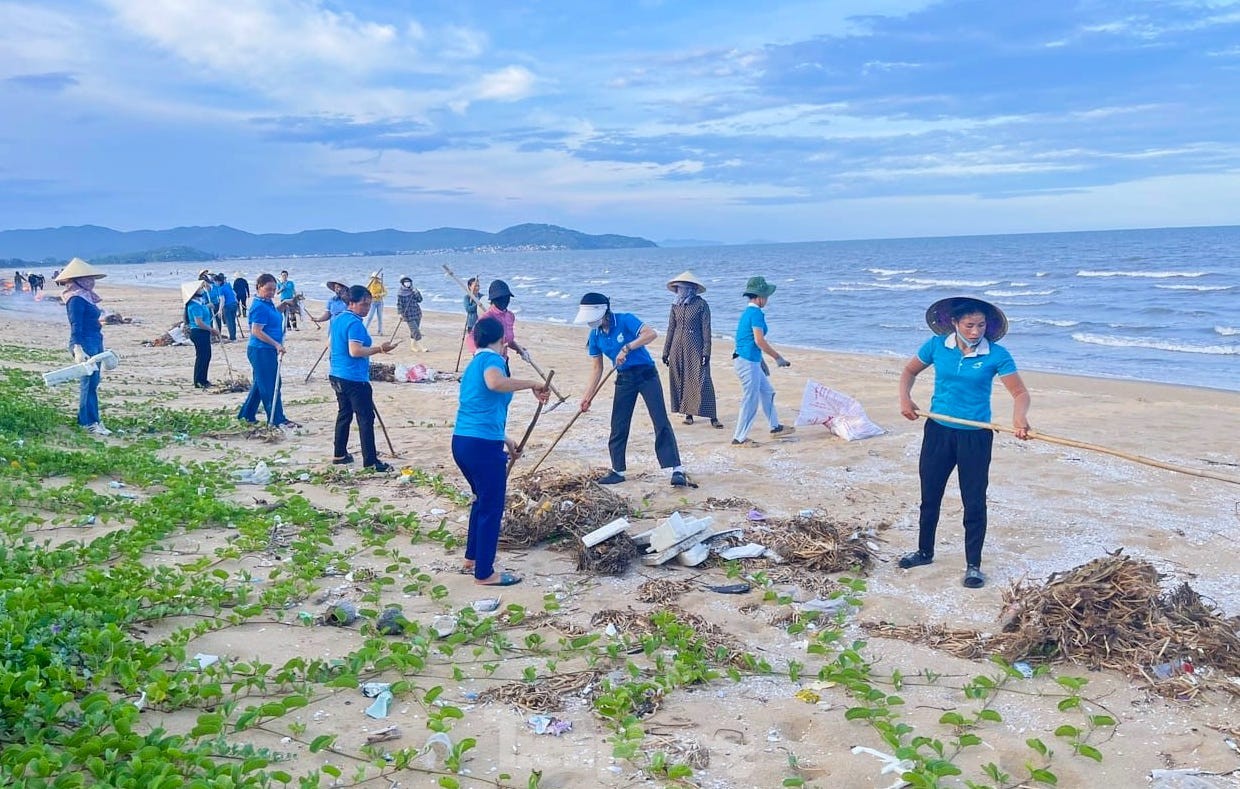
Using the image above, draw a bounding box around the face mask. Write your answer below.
[675,284,694,297]
[957,331,982,348]
[587,318,603,329]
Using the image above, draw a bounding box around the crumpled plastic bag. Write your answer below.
[233,461,272,485]
[394,363,437,383]
[794,379,884,441]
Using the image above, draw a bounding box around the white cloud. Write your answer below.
[471,65,537,102]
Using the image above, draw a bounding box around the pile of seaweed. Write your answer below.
[503,470,636,575]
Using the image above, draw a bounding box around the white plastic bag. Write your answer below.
[794,379,884,441]
[394,363,437,383]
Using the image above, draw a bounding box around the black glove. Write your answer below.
[661,356,669,366]
[776,356,791,368]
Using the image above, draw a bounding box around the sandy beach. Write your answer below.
[3,282,1238,789]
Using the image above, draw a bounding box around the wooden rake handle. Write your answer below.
[915,410,1240,486]
[507,370,554,476]
[525,364,618,476]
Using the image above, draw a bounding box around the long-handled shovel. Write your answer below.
[916,410,1240,486]
[507,370,553,476]
[525,365,616,476]
[442,263,569,411]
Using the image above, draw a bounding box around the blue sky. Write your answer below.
[2,0,1240,243]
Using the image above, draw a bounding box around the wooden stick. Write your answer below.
[304,344,328,383]
[442,263,569,403]
[270,351,283,427]
[387,315,405,343]
[526,365,617,476]
[373,401,397,457]
[916,410,1240,486]
[454,321,468,373]
[507,370,553,476]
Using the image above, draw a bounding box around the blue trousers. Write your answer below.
[223,304,238,341]
[77,339,103,426]
[732,357,779,442]
[452,435,507,581]
[238,345,286,425]
[918,419,994,566]
[365,299,384,334]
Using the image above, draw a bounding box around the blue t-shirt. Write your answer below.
[186,299,214,330]
[917,334,1018,429]
[206,283,222,308]
[454,350,513,441]
[327,296,348,318]
[586,312,654,371]
[247,297,285,350]
[277,280,296,301]
[329,311,372,381]
[219,282,238,306]
[734,304,768,362]
[66,296,103,355]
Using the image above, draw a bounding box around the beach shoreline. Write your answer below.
[3,281,1239,788]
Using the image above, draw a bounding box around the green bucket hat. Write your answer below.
[742,276,776,298]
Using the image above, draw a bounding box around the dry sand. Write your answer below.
[4,283,1239,788]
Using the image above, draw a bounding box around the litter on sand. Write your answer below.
[365,690,393,719]
[365,726,402,745]
[527,715,573,736]
[794,379,885,441]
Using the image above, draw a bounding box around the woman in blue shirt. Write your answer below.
[55,258,110,435]
[732,276,794,446]
[183,280,221,388]
[574,292,688,487]
[329,285,397,471]
[453,317,549,586]
[897,296,1032,589]
[238,273,299,428]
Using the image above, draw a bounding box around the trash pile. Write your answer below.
[503,470,636,574]
[760,512,880,574]
[370,361,459,384]
[865,551,1240,698]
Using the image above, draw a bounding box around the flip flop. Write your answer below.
[458,564,475,575]
[963,566,986,589]
[477,572,522,587]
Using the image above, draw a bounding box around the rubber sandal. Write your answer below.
[730,438,760,447]
[458,564,475,575]
[769,425,796,437]
[683,415,694,425]
[670,471,688,487]
[963,565,986,589]
[898,550,934,569]
[477,572,522,587]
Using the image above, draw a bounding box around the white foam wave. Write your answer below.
[984,288,1057,297]
[867,267,916,276]
[1076,270,1207,278]
[511,275,538,281]
[1153,284,1233,292]
[1216,325,1240,336]
[1072,332,1239,356]
[904,277,1001,287]
[545,290,570,298]
[827,282,932,292]
[1025,318,1080,327]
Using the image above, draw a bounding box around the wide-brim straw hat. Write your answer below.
[925,296,1009,342]
[54,257,107,284]
[667,270,706,293]
[325,279,347,292]
[198,268,211,279]
[180,280,206,304]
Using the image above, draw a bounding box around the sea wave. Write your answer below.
[1153,284,1234,292]
[867,267,917,276]
[1216,326,1240,336]
[1076,270,1207,278]
[827,282,933,292]
[1071,332,1239,356]
[984,288,1058,297]
[1024,318,1080,327]
[905,277,1001,287]
[545,290,570,298]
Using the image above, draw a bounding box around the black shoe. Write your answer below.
[683,415,694,425]
[670,471,687,487]
[898,550,934,569]
[769,425,795,437]
[711,419,725,429]
[366,461,394,473]
[597,471,626,485]
[332,453,354,465]
[963,565,986,589]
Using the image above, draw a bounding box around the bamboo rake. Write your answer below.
[916,410,1240,486]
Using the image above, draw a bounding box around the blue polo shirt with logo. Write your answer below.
[455,349,513,440]
[586,312,653,371]
[917,334,1017,429]
[247,297,285,350]
[734,304,768,362]
[329,311,372,382]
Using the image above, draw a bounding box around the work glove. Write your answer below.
[775,356,791,368]
[518,349,532,364]
[661,355,669,366]
[72,345,87,363]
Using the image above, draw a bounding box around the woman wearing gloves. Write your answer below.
[184,280,221,388]
[56,258,110,435]
[576,292,688,488]
[396,276,427,352]
[468,279,530,362]
[662,270,722,429]
[453,317,549,586]
[731,276,794,446]
[897,296,1031,590]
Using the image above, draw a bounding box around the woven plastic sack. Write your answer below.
[794,379,884,441]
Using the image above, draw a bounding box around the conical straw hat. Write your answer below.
[54,257,107,284]
[180,280,206,304]
[667,270,706,293]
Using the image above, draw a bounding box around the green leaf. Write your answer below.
[437,778,460,789]
[1088,715,1116,728]
[1076,744,1103,762]
[939,712,966,726]
[1030,767,1058,785]
[1057,697,1081,712]
[782,779,805,787]
[309,735,336,753]
[1054,725,1080,739]
[844,707,873,720]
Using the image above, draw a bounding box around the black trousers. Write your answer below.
[330,376,378,465]
[190,328,212,386]
[917,419,994,566]
[609,364,681,473]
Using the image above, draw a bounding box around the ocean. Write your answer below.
[101,225,1240,392]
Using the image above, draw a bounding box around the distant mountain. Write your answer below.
[0,222,657,261]
[659,238,725,247]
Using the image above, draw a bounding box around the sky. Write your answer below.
[2,0,1240,244]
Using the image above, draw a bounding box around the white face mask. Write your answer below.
[587,318,603,329]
